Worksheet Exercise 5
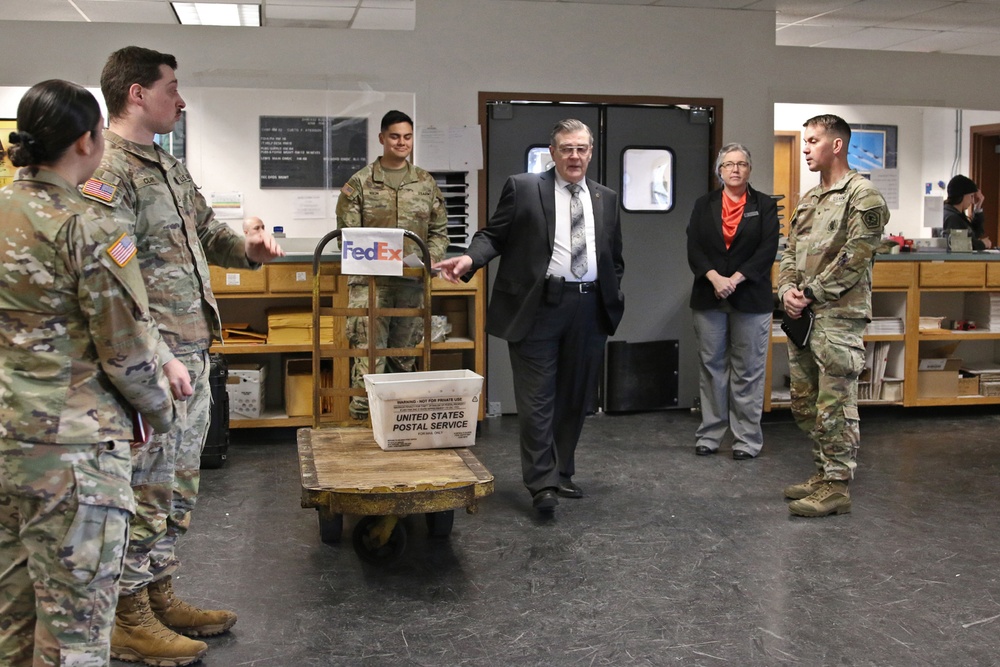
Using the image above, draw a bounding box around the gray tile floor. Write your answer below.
[135,408,1000,666]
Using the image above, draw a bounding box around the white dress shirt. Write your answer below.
[548,174,598,282]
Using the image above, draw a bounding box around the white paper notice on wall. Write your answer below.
[417,125,483,171]
[293,193,326,219]
[211,192,244,219]
[869,169,899,209]
[923,195,944,228]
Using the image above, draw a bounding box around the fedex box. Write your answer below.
[227,363,267,419]
[364,370,483,450]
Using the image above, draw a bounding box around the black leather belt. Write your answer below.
[565,281,598,293]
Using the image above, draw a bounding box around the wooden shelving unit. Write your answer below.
[209,261,485,428]
[765,257,1000,411]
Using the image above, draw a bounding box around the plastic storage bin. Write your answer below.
[364,370,483,450]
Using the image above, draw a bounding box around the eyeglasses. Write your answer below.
[556,145,592,156]
[720,161,749,171]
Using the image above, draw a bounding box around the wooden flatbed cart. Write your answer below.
[297,230,494,565]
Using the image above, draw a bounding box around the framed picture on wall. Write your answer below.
[848,124,897,174]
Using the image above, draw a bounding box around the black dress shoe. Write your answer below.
[532,488,559,512]
[556,480,583,499]
[732,450,756,460]
[695,445,717,456]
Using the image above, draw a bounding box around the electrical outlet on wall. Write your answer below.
[488,401,501,417]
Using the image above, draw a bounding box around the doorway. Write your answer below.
[478,93,723,412]
[970,123,1000,246]
[773,131,801,238]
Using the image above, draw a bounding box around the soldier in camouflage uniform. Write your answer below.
[0,80,177,667]
[777,114,889,518]
[336,110,449,419]
[81,47,284,666]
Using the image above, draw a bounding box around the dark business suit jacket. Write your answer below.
[686,185,780,314]
[465,168,625,342]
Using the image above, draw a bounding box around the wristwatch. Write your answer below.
[803,286,815,301]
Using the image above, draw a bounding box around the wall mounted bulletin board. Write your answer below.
[178,88,414,239]
[848,123,897,174]
[259,115,368,189]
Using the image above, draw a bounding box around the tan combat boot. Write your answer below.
[783,472,825,500]
[111,588,208,666]
[149,576,238,637]
[788,480,851,517]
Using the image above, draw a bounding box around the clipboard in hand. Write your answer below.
[781,307,815,349]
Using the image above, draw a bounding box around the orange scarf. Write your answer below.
[721,190,747,249]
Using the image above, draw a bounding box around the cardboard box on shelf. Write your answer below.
[266,307,334,345]
[958,374,980,396]
[227,363,267,419]
[917,358,962,398]
[284,358,313,417]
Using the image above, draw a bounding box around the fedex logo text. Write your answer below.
[342,240,403,261]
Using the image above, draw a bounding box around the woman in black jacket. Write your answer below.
[686,143,780,460]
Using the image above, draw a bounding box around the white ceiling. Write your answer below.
[10,0,1000,55]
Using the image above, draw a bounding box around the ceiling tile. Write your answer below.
[883,30,999,53]
[76,0,179,23]
[775,23,866,47]
[265,4,356,21]
[815,26,936,49]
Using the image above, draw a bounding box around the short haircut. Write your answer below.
[715,142,752,182]
[381,110,413,132]
[101,46,178,120]
[550,119,593,147]
[803,114,851,144]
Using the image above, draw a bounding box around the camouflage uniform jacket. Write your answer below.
[778,169,889,320]
[81,131,255,356]
[0,168,174,445]
[336,158,449,286]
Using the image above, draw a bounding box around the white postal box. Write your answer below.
[227,363,267,419]
[364,370,483,450]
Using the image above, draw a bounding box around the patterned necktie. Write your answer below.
[567,182,587,279]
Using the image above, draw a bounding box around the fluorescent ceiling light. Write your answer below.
[171,3,260,26]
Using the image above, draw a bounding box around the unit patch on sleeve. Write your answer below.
[107,232,137,267]
[862,209,883,231]
[82,178,117,203]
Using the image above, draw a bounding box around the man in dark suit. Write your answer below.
[435,118,624,515]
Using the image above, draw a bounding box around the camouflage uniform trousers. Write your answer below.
[0,438,133,666]
[120,350,210,595]
[347,280,424,417]
[787,317,867,481]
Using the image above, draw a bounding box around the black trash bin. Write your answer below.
[202,353,230,469]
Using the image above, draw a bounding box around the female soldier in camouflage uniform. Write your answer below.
[0,80,181,667]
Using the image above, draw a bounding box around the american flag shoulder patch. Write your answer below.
[82,178,117,203]
[341,183,355,197]
[107,233,137,268]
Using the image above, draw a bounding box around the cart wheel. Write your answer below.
[317,508,343,544]
[352,515,407,565]
[425,510,454,538]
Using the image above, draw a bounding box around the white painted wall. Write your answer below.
[4,1,1000,236]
